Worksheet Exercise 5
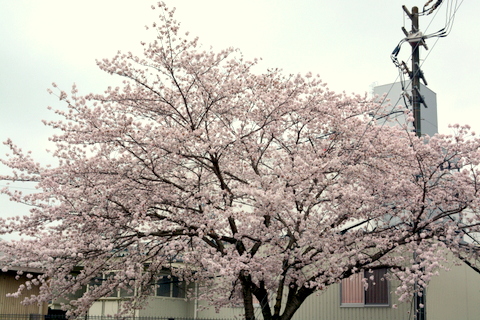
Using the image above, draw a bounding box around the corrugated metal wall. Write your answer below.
[427,258,480,320]
[292,283,413,320]
[0,271,47,315]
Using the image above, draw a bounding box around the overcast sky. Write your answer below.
[1,0,478,232]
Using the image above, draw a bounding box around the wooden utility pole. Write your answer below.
[402,5,427,138]
[411,6,421,138]
[402,7,427,319]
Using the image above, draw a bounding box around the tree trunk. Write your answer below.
[278,286,314,320]
[241,276,256,320]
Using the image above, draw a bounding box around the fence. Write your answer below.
[0,315,236,320]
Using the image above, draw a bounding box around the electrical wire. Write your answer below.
[391,0,463,120]
[0,184,38,191]
[422,0,444,15]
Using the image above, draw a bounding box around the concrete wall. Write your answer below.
[89,295,249,319]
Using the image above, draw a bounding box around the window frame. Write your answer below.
[88,272,135,300]
[154,274,187,299]
[340,268,390,308]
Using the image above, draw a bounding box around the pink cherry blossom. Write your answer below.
[1,3,480,320]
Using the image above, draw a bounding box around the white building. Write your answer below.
[373,82,438,137]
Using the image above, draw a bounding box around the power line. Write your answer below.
[388,0,463,137]
[0,184,39,191]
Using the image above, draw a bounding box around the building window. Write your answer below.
[341,268,389,307]
[155,275,186,298]
[88,272,187,299]
[88,273,134,299]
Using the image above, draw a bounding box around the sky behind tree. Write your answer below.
[1,0,478,232]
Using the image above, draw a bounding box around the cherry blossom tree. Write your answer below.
[1,2,480,320]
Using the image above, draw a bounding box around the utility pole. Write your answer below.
[402,7,427,319]
[411,6,421,138]
[402,5,428,138]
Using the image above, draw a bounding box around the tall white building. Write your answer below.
[373,82,438,136]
